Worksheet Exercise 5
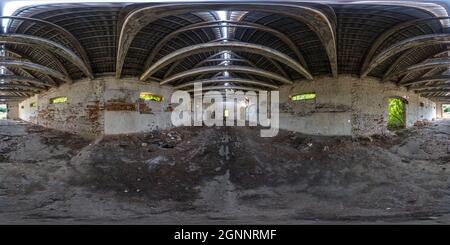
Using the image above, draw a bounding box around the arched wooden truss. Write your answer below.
[116,2,337,79]
[140,41,312,81]
[0,1,449,102]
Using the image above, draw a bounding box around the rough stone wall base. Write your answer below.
[19,77,174,138]
[279,75,436,136]
[17,75,437,138]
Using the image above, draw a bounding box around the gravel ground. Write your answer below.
[0,119,449,224]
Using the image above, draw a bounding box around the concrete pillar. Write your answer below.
[436,102,442,119]
[6,102,19,120]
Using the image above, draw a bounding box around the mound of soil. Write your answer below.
[0,120,449,224]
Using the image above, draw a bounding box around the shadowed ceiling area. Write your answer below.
[1,1,450,102]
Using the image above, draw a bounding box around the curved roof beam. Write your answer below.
[1,56,57,85]
[191,50,289,78]
[362,34,450,78]
[0,58,72,83]
[425,96,450,101]
[383,58,450,82]
[0,34,94,79]
[401,75,450,86]
[1,16,91,66]
[163,51,253,78]
[189,51,255,69]
[141,41,312,81]
[174,77,279,90]
[5,64,40,82]
[382,49,450,81]
[117,3,336,78]
[164,50,284,81]
[0,88,41,94]
[194,58,253,66]
[416,88,450,94]
[169,51,269,83]
[362,16,450,74]
[5,48,69,78]
[0,75,53,88]
[160,65,293,85]
[3,55,57,85]
[0,95,28,101]
[412,84,450,91]
[3,61,57,85]
[0,84,45,91]
[187,85,266,93]
[144,20,308,69]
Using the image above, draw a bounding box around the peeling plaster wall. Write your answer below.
[103,78,174,135]
[6,102,19,120]
[352,76,436,136]
[279,76,353,135]
[18,75,436,137]
[279,75,436,136]
[19,79,105,138]
[19,77,175,137]
[18,95,38,123]
[436,102,448,119]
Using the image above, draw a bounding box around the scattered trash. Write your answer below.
[167,131,182,141]
[146,156,168,171]
[158,142,174,149]
[1,136,11,141]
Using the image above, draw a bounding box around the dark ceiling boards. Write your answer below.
[1,1,449,101]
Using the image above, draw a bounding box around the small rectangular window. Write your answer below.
[49,96,67,104]
[290,92,316,101]
[140,92,163,102]
[30,102,37,108]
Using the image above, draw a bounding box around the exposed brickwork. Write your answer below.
[104,100,136,111]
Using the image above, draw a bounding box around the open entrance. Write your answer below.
[387,97,406,130]
[0,104,6,120]
[443,104,450,119]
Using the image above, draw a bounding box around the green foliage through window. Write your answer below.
[444,104,450,113]
[290,92,316,101]
[30,102,37,108]
[387,98,406,130]
[140,92,163,102]
[50,96,67,104]
[0,104,6,120]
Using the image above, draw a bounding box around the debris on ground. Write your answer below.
[0,119,449,224]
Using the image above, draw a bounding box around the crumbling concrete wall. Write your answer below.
[19,77,175,137]
[279,76,353,135]
[103,77,174,135]
[6,102,19,120]
[17,75,436,137]
[436,102,446,119]
[279,75,436,136]
[352,76,436,136]
[19,79,105,138]
[18,95,38,123]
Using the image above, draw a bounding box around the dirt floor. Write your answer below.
[0,119,449,224]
